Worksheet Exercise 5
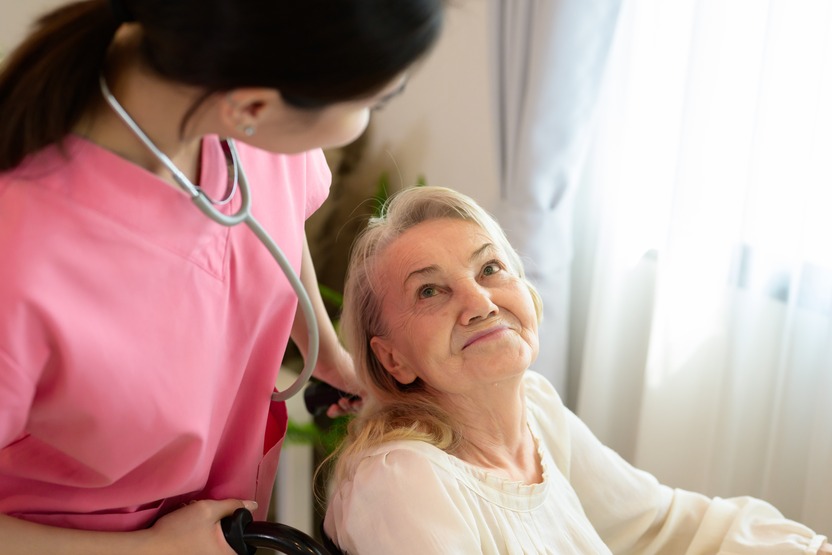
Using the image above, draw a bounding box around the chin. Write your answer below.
[518,352,537,371]
[327,126,369,150]
[331,112,371,149]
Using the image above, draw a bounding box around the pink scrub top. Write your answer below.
[0,135,331,531]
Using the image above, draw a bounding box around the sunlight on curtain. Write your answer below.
[491,0,623,395]
[575,0,832,532]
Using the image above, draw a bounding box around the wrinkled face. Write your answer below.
[370,218,539,397]
[249,75,407,153]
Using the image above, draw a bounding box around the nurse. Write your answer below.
[0,0,444,553]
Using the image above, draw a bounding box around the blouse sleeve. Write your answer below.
[525,372,828,554]
[324,445,482,555]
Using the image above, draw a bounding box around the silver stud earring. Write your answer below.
[242,125,256,137]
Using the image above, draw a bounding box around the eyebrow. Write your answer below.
[402,242,496,288]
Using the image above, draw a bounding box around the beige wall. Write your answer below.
[0,0,65,55]
[356,1,499,211]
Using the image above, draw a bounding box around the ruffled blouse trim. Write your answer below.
[442,414,552,511]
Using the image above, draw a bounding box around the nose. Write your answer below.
[457,281,499,325]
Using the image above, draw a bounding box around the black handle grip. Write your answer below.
[303,381,360,417]
[243,521,335,554]
[221,508,256,555]
[221,507,337,554]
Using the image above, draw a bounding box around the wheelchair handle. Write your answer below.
[303,381,360,417]
[221,507,334,555]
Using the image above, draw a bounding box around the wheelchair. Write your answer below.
[221,506,341,554]
[222,381,353,554]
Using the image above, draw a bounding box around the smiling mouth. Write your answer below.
[462,325,510,349]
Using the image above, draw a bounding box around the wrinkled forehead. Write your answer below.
[371,218,499,287]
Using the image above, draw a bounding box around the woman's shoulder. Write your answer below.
[345,439,462,487]
[233,142,330,181]
[338,439,489,512]
[522,370,566,409]
[522,370,574,458]
[361,439,454,469]
[1,136,93,186]
[233,142,331,215]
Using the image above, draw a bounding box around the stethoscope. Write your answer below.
[99,76,317,403]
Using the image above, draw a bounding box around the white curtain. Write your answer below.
[491,0,624,395]
[575,0,832,533]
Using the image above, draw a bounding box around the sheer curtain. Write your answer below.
[490,0,623,394]
[574,0,832,532]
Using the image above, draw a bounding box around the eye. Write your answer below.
[418,285,439,299]
[481,261,503,277]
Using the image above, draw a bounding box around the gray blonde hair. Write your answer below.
[327,186,542,485]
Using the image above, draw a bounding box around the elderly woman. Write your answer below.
[323,186,829,554]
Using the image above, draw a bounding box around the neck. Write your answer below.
[76,28,212,185]
[444,377,542,484]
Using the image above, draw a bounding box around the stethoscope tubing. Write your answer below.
[99,76,318,403]
[190,153,319,402]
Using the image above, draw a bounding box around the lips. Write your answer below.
[462,324,510,349]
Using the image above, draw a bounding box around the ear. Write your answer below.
[220,88,280,132]
[370,336,417,385]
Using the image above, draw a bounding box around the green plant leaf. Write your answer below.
[318,283,344,309]
[321,415,353,454]
[286,419,323,446]
[286,415,354,455]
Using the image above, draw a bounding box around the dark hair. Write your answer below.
[0,0,444,170]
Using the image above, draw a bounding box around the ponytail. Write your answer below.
[0,0,119,171]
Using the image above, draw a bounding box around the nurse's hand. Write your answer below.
[326,393,363,418]
[304,379,363,418]
[149,498,257,555]
[311,344,365,417]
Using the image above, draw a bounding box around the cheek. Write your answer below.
[389,309,441,358]
[326,109,370,149]
[511,284,541,332]
[520,293,540,355]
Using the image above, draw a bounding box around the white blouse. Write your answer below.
[324,371,827,554]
